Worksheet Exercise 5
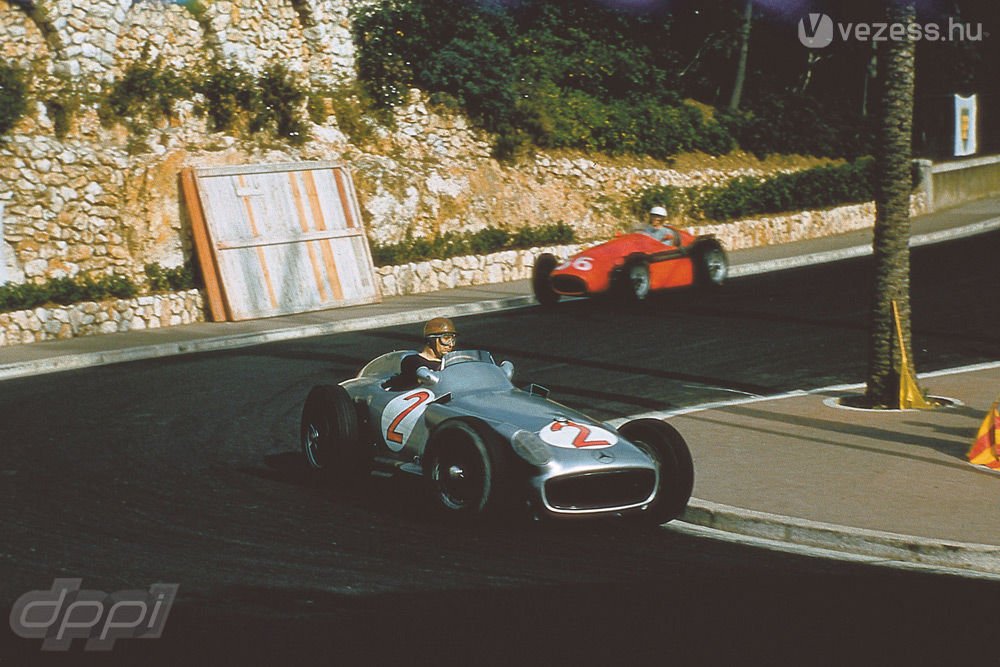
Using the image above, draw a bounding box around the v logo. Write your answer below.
[802,13,825,38]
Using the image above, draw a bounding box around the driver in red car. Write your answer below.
[644,205,679,245]
[387,317,458,390]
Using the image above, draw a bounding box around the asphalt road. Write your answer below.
[2,231,999,664]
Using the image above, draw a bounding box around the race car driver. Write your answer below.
[387,317,458,389]
[644,205,680,245]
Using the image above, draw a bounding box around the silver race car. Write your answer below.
[300,349,694,523]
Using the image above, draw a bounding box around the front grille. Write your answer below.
[551,275,587,295]
[545,470,656,511]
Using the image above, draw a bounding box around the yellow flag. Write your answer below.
[892,300,935,409]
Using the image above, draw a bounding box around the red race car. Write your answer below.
[532,225,728,305]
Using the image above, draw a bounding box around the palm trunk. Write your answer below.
[866,0,917,407]
[727,0,752,112]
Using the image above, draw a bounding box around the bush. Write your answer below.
[311,80,393,147]
[369,223,575,267]
[145,263,197,293]
[0,273,138,312]
[253,63,309,144]
[353,0,735,161]
[101,59,191,133]
[192,60,257,134]
[0,264,199,314]
[631,158,878,223]
[720,95,873,160]
[696,158,875,221]
[100,58,312,145]
[631,184,690,220]
[0,63,28,135]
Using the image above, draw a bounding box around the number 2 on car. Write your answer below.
[381,390,433,451]
[539,420,617,449]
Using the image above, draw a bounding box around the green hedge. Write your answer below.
[697,158,875,221]
[633,158,877,223]
[370,223,575,267]
[0,263,198,314]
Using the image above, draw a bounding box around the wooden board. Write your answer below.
[182,162,380,321]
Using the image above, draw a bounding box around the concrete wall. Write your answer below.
[930,155,1000,211]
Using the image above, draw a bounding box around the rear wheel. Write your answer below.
[424,419,508,516]
[532,253,560,306]
[300,384,367,481]
[694,241,728,288]
[618,418,694,525]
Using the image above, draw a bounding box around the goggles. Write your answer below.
[432,333,457,345]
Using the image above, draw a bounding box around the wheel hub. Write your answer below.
[305,424,320,464]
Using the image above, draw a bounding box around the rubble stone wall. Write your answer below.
[0,289,203,346]
[0,1,928,349]
[0,191,925,348]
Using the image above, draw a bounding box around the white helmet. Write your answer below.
[649,205,667,218]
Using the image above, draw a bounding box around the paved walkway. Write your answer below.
[3,196,1000,577]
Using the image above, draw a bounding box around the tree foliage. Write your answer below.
[353,0,735,159]
[353,0,999,161]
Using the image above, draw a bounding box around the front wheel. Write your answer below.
[532,253,560,306]
[615,259,651,302]
[424,419,508,516]
[618,418,694,525]
[300,384,366,481]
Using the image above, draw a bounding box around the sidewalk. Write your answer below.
[632,364,1000,576]
[3,196,1000,576]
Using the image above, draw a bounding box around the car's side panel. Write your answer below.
[649,253,694,289]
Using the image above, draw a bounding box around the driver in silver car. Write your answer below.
[386,317,458,390]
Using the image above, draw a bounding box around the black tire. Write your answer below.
[616,258,651,302]
[693,240,728,288]
[300,384,366,480]
[532,253,560,306]
[423,419,508,516]
[618,418,694,525]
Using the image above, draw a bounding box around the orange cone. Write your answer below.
[968,400,1000,471]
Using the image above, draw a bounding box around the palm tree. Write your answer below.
[866,0,917,407]
[727,0,752,112]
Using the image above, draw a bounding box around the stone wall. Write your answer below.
[0,0,926,350]
[0,190,927,347]
[0,0,835,291]
[374,194,930,298]
[0,289,203,346]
